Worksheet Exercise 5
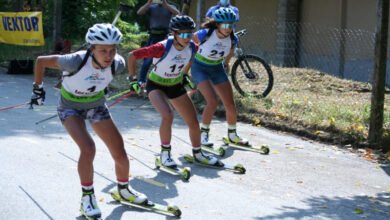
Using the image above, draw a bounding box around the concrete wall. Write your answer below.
[187,0,388,86]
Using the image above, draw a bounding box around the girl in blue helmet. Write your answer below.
[30,23,147,219]
[191,7,249,148]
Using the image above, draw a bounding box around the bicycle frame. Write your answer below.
[230,29,274,98]
[234,29,258,79]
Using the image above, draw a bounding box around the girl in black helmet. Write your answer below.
[30,23,147,219]
[127,15,220,168]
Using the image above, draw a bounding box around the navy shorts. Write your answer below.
[146,80,186,99]
[57,104,111,124]
[190,61,228,85]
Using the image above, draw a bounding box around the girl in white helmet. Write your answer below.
[30,23,147,219]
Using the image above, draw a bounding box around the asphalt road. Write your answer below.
[0,69,389,220]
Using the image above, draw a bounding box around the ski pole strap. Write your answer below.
[60,87,104,103]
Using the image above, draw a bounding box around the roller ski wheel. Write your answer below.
[183,154,246,174]
[222,137,270,155]
[201,145,226,157]
[155,157,191,181]
[111,191,182,218]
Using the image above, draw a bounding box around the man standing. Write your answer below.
[205,0,239,21]
[137,0,180,85]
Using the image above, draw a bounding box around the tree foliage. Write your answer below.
[61,0,138,40]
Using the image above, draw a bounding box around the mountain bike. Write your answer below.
[230,29,273,98]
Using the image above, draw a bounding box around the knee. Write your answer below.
[161,111,174,124]
[206,98,218,110]
[112,149,128,164]
[225,102,237,113]
[79,143,96,161]
[187,118,200,131]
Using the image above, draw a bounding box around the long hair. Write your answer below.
[201,19,218,29]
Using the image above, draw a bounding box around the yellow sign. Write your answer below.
[0,11,44,46]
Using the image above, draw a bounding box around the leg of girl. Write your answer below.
[63,116,102,218]
[148,90,177,168]
[91,117,147,204]
[197,80,219,147]
[170,93,219,165]
[214,81,249,145]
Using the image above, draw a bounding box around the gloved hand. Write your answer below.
[127,76,141,94]
[30,83,46,106]
[183,74,196,90]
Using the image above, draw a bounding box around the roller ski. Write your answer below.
[222,129,270,155]
[80,193,102,220]
[183,148,246,174]
[201,145,226,157]
[111,191,182,218]
[155,157,191,181]
[200,127,226,156]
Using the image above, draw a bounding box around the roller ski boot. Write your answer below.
[111,190,182,217]
[222,129,270,155]
[160,146,177,168]
[156,146,191,181]
[200,128,226,156]
[80,192,102,220]
[117,184,148,204]
[183,148,245,174]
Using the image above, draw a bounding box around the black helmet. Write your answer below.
[169,15,196,31]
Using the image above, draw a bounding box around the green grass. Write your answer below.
[228,67,389,150]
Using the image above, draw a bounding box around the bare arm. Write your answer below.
[192,33,200,44]
[34,55,61,84]
[162,0,180,15]
[127,52,138,79]
[137,0,153,15]
[182,61,192,75]
[223,47,235,74]
[224,47,235,65]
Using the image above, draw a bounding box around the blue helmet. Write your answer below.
[212,7,237,23]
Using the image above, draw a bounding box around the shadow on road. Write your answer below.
[255,192,390,220]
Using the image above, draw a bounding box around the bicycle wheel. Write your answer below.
[231,54,273,98]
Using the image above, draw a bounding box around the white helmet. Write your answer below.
[85,23,123,45]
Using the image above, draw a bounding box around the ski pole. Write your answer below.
[130,100,149,111]
[107,89,131,101]
[108,91,134,107]
[35,114,58,125]
[0,101,30,112]
[74,3,133,51]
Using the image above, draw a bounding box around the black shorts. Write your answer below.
[146,80,186,99]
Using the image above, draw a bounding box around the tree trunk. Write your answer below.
[368,0,389,150]
[53,0,63,51]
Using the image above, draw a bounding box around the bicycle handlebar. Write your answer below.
[235,29,247,38]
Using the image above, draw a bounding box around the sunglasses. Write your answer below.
[220,23,234,29]
[177,32,193,39]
